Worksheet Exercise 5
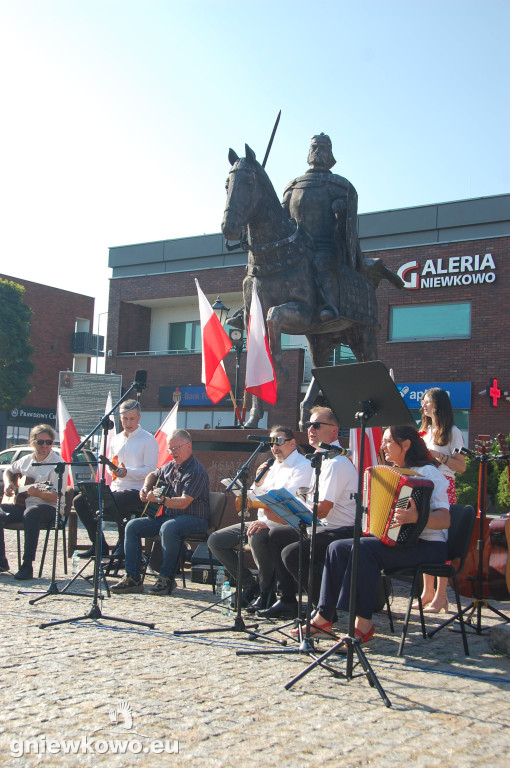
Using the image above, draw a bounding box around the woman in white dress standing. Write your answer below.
[417,387,466,612]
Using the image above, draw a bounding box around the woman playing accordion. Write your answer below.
[305,425,450,647]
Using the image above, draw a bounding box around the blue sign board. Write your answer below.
[396,382,471,410]
[171,386,228,407]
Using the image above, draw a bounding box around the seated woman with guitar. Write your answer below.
[0,424,68,580]
[299,425,450,647]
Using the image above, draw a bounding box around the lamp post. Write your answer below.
[95,311,108,374]
[229,328,244,426]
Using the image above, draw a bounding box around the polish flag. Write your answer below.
[245,279,277,405]
[349,427,383,475]
[57,396,80,487]
[195,279,232,404]
[155,403,179,467]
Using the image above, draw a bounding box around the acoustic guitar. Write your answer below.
[1,476,55,508]
[141,479,171,518]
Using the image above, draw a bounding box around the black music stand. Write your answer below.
[285,361,414,707]
[173,441,286,645]
[39,377,155,631]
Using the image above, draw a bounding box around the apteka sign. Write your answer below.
[397,253,496,290]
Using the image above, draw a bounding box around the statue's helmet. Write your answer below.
[308,133,336,170]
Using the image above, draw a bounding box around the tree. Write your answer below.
[0,279,34,410]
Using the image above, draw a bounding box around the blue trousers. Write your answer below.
[318,536,448,622]
[124,514,208,579]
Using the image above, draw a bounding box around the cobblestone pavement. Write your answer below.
[0,532,509,767]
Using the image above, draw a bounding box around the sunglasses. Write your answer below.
[305,421,336,430]
[36,439,53,446]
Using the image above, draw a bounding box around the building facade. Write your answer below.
[0,275,101,448]
[105,194,510,449]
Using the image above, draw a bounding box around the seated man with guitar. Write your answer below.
[74,399,159,558]
[0,424,68,580]
[111,429,210,596]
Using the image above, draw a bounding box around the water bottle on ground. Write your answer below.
[72,550,80,576]
[221,580,232,616]
[216,565,225,594]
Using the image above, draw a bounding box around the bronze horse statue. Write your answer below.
[222,144,397,428]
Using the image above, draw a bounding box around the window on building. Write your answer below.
[389,302,471,342]
[329,345,357,366]
[168,321,201,353]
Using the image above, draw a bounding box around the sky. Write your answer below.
[1,0,509,332]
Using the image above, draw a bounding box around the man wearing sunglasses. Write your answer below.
[111,429,210,596]
[258,406,357,619]
[0,424,69,580]
[208,426,313,612]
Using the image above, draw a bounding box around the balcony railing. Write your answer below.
[72,332,104,356]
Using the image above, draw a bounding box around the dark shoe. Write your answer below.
[257,598,299,619]
[14,563,34,580]
[245,591,275,614]
[242,580,260,606]
[110,574,144,594]
[0,557,9,573]
[78,541,110,558]
[111,543,125,559]
[149,577,177,596]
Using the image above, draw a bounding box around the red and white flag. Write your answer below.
[349,427,383,475]
[245,279,277,405]
[57,396,80,487]
[195,279,232,404]
[155,403,179,468]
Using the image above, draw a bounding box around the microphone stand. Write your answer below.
[39,378,155,631]
[173,441,286,645]
[18,460,98,603]
[237,451,341,660]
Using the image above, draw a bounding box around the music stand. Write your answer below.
[285,361,414,707]
[173,441,286,645]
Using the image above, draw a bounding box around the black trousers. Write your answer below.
[268,525,354,605]
[73,490,143,546]
[0,503,56,563]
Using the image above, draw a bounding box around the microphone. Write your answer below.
[247,435,286,446]
[255,457,275,483]
[135,370,147,398]
[318,442,352,457]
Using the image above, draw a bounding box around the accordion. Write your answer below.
[363,466,433,547]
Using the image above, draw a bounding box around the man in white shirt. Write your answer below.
[258,406,357,619]
[208,426,312,610]
[74,400,159,558]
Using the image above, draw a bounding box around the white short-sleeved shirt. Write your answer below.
[254,449,313,530]
[9,450,69,510]
[423,425,464,481]
[304,445,358,531]
[410,463,450,543]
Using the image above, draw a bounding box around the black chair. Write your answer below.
[382,504,476,656]
[3,514,69,578]
[142,491,227,591]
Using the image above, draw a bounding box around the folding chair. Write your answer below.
[382,504,476,656]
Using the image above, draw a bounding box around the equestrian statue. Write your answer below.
[221,133,403,429]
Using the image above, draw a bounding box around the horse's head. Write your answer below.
[222,144,277,241]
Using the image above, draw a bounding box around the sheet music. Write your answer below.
[255,487,323,530]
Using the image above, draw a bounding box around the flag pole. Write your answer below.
[229,390,243,424]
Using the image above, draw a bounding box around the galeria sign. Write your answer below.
[398,253,496,290]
